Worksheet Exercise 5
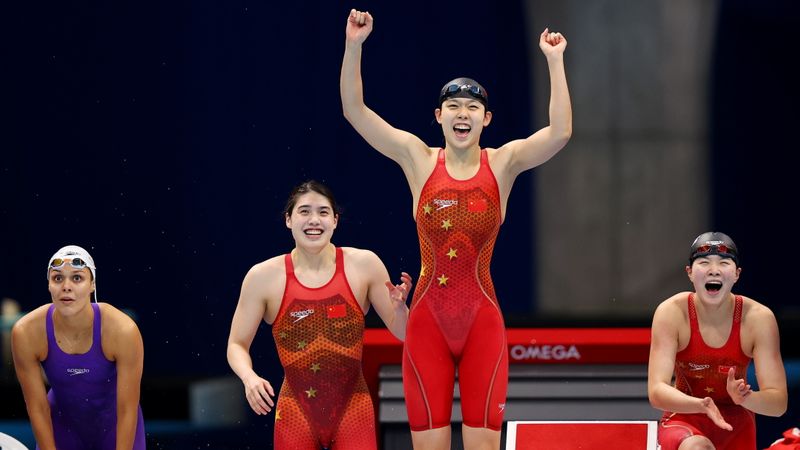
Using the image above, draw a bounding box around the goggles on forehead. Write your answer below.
[694,244,731,254]
[49,258,89,270]
[48,257,97,301]
[439,83,488,106]
[690,242,738,265]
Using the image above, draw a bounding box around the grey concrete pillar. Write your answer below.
[525,0,719,316]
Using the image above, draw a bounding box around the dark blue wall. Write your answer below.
[711,0,800,302]
[2,1,534,377]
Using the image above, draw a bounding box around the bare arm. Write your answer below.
[340,9,430,175]
[226,261,281,415]
[105,306,144,450]
[733,303,787,416]
[381,272,412,340]
[500,29,572,178]
[647,298,732,430]
[11,311,57,450]
[350,249,410,341]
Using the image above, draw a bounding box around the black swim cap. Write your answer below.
[438,77,488,109]
[689,231,739,266]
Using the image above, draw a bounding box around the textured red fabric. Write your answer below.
[673,294,751,405]
[271,248,375,449]
[403,148,507,431]
[658,294,755,449]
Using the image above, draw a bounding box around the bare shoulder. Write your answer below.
[249,254,285,277]
[740,295,778,325]
[341,247,384,278]
[12,304,49,333]
[413,144,438,162]
[98,303,141,339]
[11,304,50,348]
[341,246,380,265]
[342,247,388,290]
[405,146,440,188]
[241,255,286,290]
[653,292,690,320]
[486,145,509,164]
[240,255,287,310]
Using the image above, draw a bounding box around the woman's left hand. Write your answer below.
[726,367,753,405]
[385,271,413,307]
[539,28,567,57]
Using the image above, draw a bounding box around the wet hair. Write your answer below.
[438,77,489,110]
[689,231,739,266]
[283,180,340,217]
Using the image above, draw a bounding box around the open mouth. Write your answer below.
[453,124,471,138]
[304,229,323,236]
[705,281,723,294]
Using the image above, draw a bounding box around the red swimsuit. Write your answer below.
[403,148,508,431]
[658,293,755,450]
[271,248,376,449]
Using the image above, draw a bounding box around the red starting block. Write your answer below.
[505,420,658,450]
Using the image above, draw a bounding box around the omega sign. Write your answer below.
[509,344,581,361]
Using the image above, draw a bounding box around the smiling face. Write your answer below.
[686,255,741,303]
[435,97,492,151]
[48,261,95,315]
[285,191,338,250]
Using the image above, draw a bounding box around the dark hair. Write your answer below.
[283,180,340,217]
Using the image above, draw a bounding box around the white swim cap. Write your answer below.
[47,245,97,301]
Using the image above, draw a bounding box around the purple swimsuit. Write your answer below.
[40,303,145,450]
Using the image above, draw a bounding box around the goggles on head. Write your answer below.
[694,244,732,254]
[49,258,89,270]
[690,242,738,265]
[439,83,488,107]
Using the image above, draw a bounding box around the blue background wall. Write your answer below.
[3,0,534,378]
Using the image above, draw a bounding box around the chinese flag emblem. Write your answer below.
[327,303,346,318]
[718,365,735,374]
[468,197,487,212]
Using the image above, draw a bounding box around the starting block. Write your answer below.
[505,420,658,450]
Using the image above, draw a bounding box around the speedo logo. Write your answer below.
[67,368,90,376]
[290,308,315,323]
[688,363,710,371]
[433,199,458,210]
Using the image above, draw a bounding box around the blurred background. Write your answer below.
[2,0,798,448]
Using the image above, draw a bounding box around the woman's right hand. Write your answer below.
[700,396,733,431]
[243,374,275,415]
[346,9,374,45]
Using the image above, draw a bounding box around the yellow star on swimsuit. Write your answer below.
[310,363,321,373]
[441,219,453,231]
[423,204,433,215]
[704,387,715,394]
[420,264,426,277]
[279,331,288,339]
[275,409,281,421]
[296,340,307,350]
[305,387,317,398]
[438,274,449,286]
[446,248,457,260]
